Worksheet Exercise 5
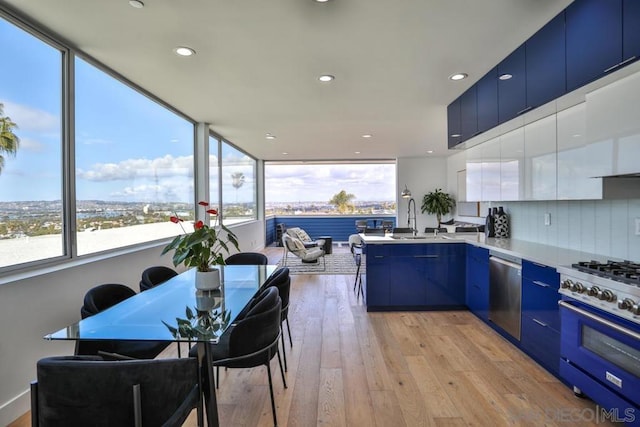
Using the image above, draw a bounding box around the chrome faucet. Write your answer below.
[407,198,417,236]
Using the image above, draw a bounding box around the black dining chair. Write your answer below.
[425,227,447,233]
[203,286,286,426]
[263,267,292,371]
[455,226,479,232]
[31,355,200,427]
[364,227,385,235]
[139,265,178,292]
[76,283,169,360]
[225,252,268,265]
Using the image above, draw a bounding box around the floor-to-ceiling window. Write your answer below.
[74,57,195,255]
[0,15,63,269]
[265,162,397,215]
[209,135,220,214]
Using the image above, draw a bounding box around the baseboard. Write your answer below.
[0,388,30,426]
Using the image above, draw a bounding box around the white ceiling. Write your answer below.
[1,0,573,161]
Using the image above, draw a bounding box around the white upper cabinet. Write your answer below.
[465,144,483,202]
[586,71,640,176]
[500,128,525,201]
[558,103,606,199]
[524,115,557,200]
[481,137,502,201]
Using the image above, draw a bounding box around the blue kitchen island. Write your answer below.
[361,234,468,312]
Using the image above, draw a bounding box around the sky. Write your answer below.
[0,17,395,205]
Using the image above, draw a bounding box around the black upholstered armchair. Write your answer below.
[75,283,169,360]
[31,355,200,427]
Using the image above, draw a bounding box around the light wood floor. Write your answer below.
[11,245,618,427]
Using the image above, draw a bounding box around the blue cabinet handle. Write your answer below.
[533,280,550,288]
[374,255,384,258]
[517,106,533,115]
[413,255,439,258]
[604,56,637,73]
[532,318,548,327]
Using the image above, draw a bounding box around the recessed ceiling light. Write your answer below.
[282,152,289,155]
[362,134,372,138]
[450,134,461,138]
[129,0,144,8]
[318,74,335,82]
[499,73,513,80]
[354,151,361,154]
[265,133,276,140]
[174,46,195,57]
[315,0,331,2]
[427,150,434,154]
[449,73,468,81]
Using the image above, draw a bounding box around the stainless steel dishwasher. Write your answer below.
[488,251,522,340]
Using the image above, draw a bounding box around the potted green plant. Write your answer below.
[162,201,240,289]
[421,188,456,228]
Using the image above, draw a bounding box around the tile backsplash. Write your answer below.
[498,199,640,261]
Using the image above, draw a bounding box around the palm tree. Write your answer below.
[231,172,245,203]
[329,190,356,214]
[0,103,20,175]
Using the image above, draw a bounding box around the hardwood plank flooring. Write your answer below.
[10,245,619,427]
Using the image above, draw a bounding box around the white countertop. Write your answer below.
[360,232,610,270]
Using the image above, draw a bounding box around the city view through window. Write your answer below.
[265,162,396,216]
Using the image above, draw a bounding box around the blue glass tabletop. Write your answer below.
[46,265,277,344]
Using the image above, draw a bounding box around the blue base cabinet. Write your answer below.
[465,245,490,321]
[364,243,466,311]
[520,260,561,375]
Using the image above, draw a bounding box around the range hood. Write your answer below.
[600,176,640,199]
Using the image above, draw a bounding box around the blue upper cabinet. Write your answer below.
[498,45,527,124]
[566,0,623,92]
[447,97,462,148]
[623,0,640,62]
[460,86,478,141]
[526,12,566,109]
[476,67,498,134]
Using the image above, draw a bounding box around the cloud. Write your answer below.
[18,137,46,152]
[77,154,194,181]
[2,101,59,133]
[82,138,114,145]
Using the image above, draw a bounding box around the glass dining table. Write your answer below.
[45,264,277,427]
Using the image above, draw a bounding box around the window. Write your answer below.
[265,162,396,215]
[221,142,256,224]
[209,135,220,213]
[0,16,63,268]
[74,57,194,255]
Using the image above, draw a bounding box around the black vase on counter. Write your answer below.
[494,206,510,238]
[485,208,495,238]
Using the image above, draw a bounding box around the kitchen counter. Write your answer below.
[360,232,609,269]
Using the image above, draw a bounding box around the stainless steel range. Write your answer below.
[557,261,640,426]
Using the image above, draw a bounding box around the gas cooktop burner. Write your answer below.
[572,260,640,286]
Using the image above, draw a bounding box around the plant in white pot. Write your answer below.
[421,188,456,228]
[162,201,240,290]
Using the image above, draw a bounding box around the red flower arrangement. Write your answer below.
[161,201,240,272]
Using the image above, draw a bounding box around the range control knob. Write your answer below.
[561,279,572,289]
[631,304,640,316]
[588,286,601,297]
[618,298,636,310]
[597,289,616,302]
[570,282,586,293]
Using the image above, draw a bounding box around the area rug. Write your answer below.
[276,252,365,275]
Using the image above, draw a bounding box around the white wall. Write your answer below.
[0,221,264,425]
[397,157,448,232]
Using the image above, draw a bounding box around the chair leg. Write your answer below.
[285,317,293,348]
[276,348,287,388]
[216,366,219,389]
[30,382,38,427]
[280,331,288,372]
[177,342,182,358]
[353,262,360,292]
[266,362,278,427]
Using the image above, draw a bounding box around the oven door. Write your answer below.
[559,298,640,405]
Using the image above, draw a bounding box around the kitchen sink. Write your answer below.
[389,235,429,240]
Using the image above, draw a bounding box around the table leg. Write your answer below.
[197,342,219,426]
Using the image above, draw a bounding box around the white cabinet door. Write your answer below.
[586,70,640,176]
[558,103,604,199]
[524,115,557,200]
[481,137,501,201]
[500,127,525,201]
[465,145,483,202]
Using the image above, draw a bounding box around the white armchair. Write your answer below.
[285,227,325,249]
[282,234,325,268]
